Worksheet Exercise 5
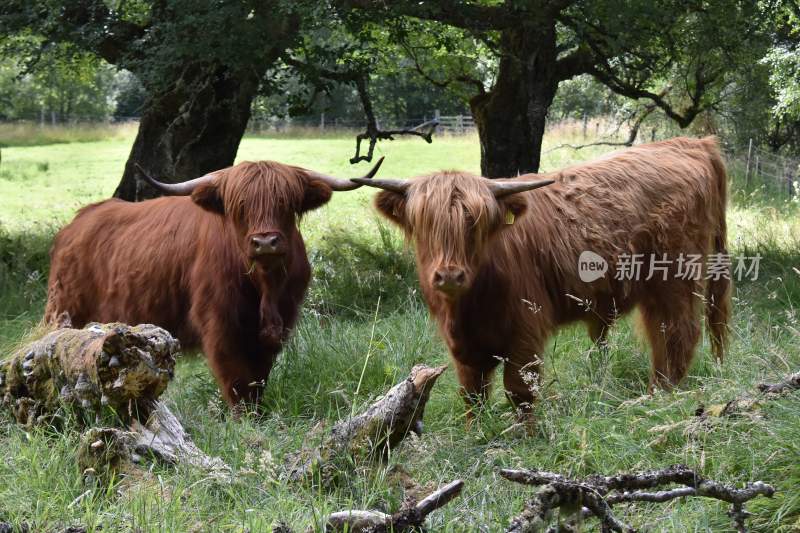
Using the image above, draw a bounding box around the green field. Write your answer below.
[1,126,799,532]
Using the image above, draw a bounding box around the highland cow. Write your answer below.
[46,158,383,407]
[354,137,729,420]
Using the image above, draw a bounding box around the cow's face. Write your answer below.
[190,162,331,267]
[358,172,553,301]
[140,158,383,270]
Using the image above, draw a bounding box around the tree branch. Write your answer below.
[337,0,517,32]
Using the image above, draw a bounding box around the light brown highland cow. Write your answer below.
[355,137,730,421]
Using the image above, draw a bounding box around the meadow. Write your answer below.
[0,123,799,532]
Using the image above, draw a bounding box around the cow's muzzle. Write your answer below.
[432,266,467,296]
[250,232,286,257]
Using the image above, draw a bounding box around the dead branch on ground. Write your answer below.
[501,464,774,533]
[757,371,800,394]
[285,365,446,483]
[323,479,464,532]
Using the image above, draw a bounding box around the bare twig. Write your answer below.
[501,465,774,532]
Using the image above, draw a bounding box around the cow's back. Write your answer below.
[487,136,727,327]
[46,196,207,343]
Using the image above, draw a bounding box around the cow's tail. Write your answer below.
[704,136,731,362]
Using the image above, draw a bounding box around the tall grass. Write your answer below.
[0,121,138,147]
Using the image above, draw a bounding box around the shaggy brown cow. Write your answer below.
[45,158,383,407]
[354,137,729,420]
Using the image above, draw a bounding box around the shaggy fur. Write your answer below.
[373,137,730,417]
[45,160,335,407]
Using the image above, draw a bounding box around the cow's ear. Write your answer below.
[498,194,528,225]
[375,190,408,228]
[301,180,333,212]
[191,182,224,214]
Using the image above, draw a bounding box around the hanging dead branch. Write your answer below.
[283,57,438,165]
[285,365,446,483]
[501,465,774,533]
[1,322,229,480]
[350,75,438,164]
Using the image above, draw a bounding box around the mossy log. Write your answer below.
[1,322,228,478]
[286,365,446,483]
[1,322,176,425]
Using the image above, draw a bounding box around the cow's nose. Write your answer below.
[250,233,285,256]
[432,267,467,294]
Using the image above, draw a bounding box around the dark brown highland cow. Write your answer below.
[355,137,730,421]
[45,158,383,407]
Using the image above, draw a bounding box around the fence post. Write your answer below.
[745,138,753,188]
[320,112,325,132]
[582,113,588,139]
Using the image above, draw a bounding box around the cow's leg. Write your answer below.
[586,317,611,347]
[453,361,495,424]
[200,326,271,408]
[640,283,701,390]
[205,348,264,408]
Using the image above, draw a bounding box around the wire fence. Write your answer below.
[245,111,477,135]
[726,139,800,197]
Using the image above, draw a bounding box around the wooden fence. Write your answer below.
[434,113,475,133]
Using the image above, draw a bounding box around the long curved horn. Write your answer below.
[486,178,555,199]
[349,177,411,194]
[136,163,217,196]
[306,156,385,191]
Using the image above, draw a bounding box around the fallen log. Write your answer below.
[501,465,774,533]
[286,364,446,483]
[1,322,229,479]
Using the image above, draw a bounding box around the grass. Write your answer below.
[1,123,799,531]
[0,121,138,148]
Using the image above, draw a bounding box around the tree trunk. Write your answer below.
[470,24,559,178]
[113,63,259,201]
